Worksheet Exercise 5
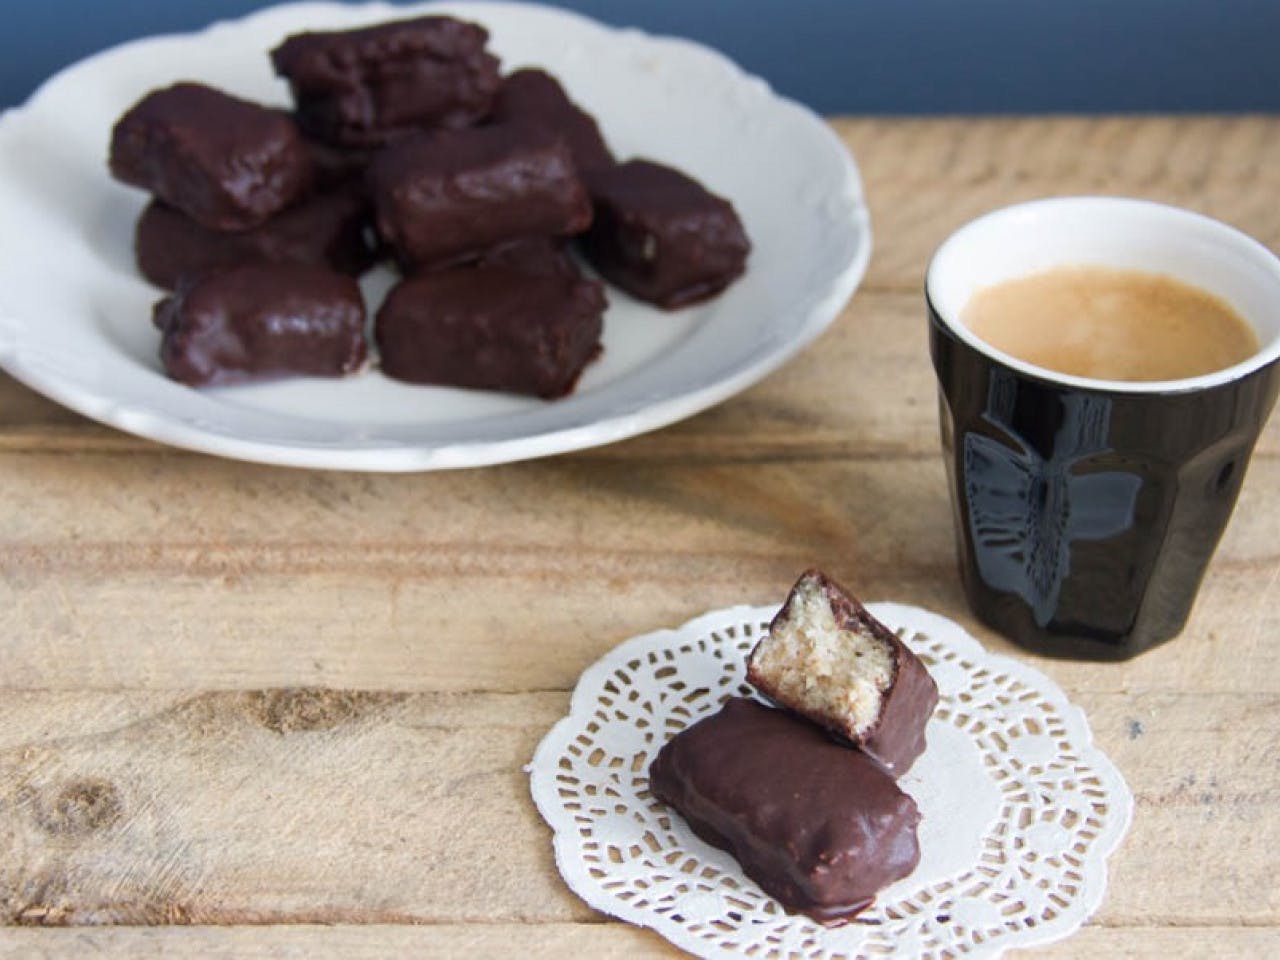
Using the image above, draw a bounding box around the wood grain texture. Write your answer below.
[2,117,1279,957]
[2,925,1278,960]
[0,925,673,959]
[4,443,1280,695]
[0,689,1276,931]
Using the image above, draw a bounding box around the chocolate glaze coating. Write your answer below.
[649,698,921,925]
[369,125,593,268]
[153,263,367,387]
[472,237,580,279]
[580,159,750,309]
[109,83,313,232]
[301,133,374,188]
[750,569,940,776]
[271,16,500,147]
[375,265,605,398]
[408,237,581,281]
[135,184,378,289]
[490,68,614,173]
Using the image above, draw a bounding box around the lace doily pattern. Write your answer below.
[530,602,1132,959]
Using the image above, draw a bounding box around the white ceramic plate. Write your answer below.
[0,1,870,471]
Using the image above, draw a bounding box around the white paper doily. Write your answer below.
[529,602,1132,959]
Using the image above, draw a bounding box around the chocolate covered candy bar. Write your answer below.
[747,570,939,776]
[648,697,921,924]
[135,184,378,289]
[271,16,500,147]
[109,83,313,231]
[153,263,367,386]
[375,265,605,398]
[369,125,592,268]
[580,159,750,309]
[490,68,613,173]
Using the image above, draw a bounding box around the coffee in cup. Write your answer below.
[927,198,1280,660]
[962,265,1258,382]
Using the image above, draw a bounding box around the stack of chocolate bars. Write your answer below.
[107,15,752,396]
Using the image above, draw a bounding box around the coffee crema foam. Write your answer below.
[961,266,1259,382]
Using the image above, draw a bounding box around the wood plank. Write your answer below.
[0,924,674,959]
[3,450,1280,693]
[863,179,1280,294]
[1072,691,1280,926]
[0,691,1276,929]
[0,691,584,926]
[1,923,1277,959]
[0,451,957,691]
[842,116,1280,292]
[842,117,1280,191]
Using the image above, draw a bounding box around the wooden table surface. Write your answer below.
[2,116,1279,959]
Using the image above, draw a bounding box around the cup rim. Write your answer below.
[925,196,1280,395]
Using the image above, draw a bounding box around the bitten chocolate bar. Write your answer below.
[109,83,314,232]
[747,569,939,776]
[153,263,367,386]
[135,184,377,290]
[271,16,500,147]
[376,265,605,399]
[580,159,750,309]
[648,697,921,925]
[368,124,592,269]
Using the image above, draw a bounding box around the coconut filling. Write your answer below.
[753,579,895,737]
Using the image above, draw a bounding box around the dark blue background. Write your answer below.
[4,0,1279,114]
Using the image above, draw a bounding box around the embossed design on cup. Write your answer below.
[962,377,1141,627]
